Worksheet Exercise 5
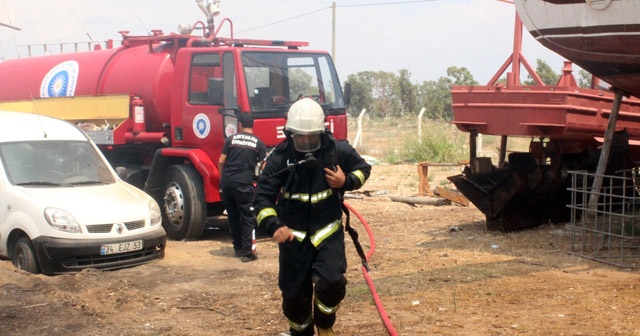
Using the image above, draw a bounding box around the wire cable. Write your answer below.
[342,0,438,8]
[236,7,328,34]
[64,0,93,42]
[237,0,436,35]
[125,0,151,35]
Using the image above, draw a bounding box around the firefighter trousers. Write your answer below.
[221,183,256,256]
[279,230,347,335]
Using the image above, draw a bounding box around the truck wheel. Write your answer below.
[161,165,206,240]
[12,237,40,274]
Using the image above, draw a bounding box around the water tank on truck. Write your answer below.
[0,0,351,240]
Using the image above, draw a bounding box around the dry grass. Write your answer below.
[348,116,531,165]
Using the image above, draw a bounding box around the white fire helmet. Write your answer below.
[285,98,325,135]
[285,98,326,153]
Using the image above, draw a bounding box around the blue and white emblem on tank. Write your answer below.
[193,113,211,139]
[40,60,79,97]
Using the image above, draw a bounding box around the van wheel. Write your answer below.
[161,165,206,241]
[12,237,40,274]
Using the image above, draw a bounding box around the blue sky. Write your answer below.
[0,0,568,85]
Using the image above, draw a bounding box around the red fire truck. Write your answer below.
[0,2,350,240]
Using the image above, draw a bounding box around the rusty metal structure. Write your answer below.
[448,11,640,232]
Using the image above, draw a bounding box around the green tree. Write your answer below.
[577,69,593,88]
[416,66,477,121]
[447,66,478,86]
[345,72,374,116]
[346,71,402,118]
[346,66,478,121]
[523,59,560,85]
[398,69,416,115]
[370,71,401,118]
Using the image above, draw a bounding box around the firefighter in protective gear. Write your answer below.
[255,98,371,336]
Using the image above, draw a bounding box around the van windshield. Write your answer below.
[0,141,115,186]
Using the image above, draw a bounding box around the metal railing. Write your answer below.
[17,40,113,57]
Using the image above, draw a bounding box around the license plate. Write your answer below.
[100,240,143,255]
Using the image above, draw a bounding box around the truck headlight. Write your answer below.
[149,200,162,226]
[44,208,82,233]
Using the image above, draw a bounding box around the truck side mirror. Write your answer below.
[208,78,224,106]
[343,82,352,106]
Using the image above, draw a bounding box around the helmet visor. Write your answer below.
[292,134,321,153]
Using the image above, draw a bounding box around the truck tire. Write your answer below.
[12,237,40,274]
[161,165,206,240]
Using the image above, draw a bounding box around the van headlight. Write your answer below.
[149,200,162,226]
[44,208,82,233]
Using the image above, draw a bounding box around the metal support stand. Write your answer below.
[588,89,625,211]
[469,129,477,162]
[498,135,508,168]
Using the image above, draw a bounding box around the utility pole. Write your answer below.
[332,1,336,62]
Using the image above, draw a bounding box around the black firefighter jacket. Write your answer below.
[255,135,371,246]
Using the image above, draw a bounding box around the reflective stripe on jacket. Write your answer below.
[289,219,341,247]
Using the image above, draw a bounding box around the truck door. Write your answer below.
[179,53,227,161]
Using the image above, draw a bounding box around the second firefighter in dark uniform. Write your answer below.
[219,112,266,262]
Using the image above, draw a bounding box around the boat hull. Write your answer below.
[514,0,640,98]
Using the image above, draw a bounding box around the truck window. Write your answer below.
[287,57,337,104]
[242,52,345,114]
[245,66,286,110]
[189,54,221,105]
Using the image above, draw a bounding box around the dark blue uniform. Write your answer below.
[220,131,266,257]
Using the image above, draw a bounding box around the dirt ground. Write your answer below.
[1,163,640,336]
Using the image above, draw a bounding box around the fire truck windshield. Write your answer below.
[242,52,346,115]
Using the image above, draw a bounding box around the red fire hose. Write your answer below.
[344,202,398,336]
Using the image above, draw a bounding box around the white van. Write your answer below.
[0,111,166,275]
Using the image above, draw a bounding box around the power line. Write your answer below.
[0,0,19,31]
[236,7,328,34]
[64,0,93,42]
[341,0,438,7]
[125,0,150,35]
[236,0,435,35]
